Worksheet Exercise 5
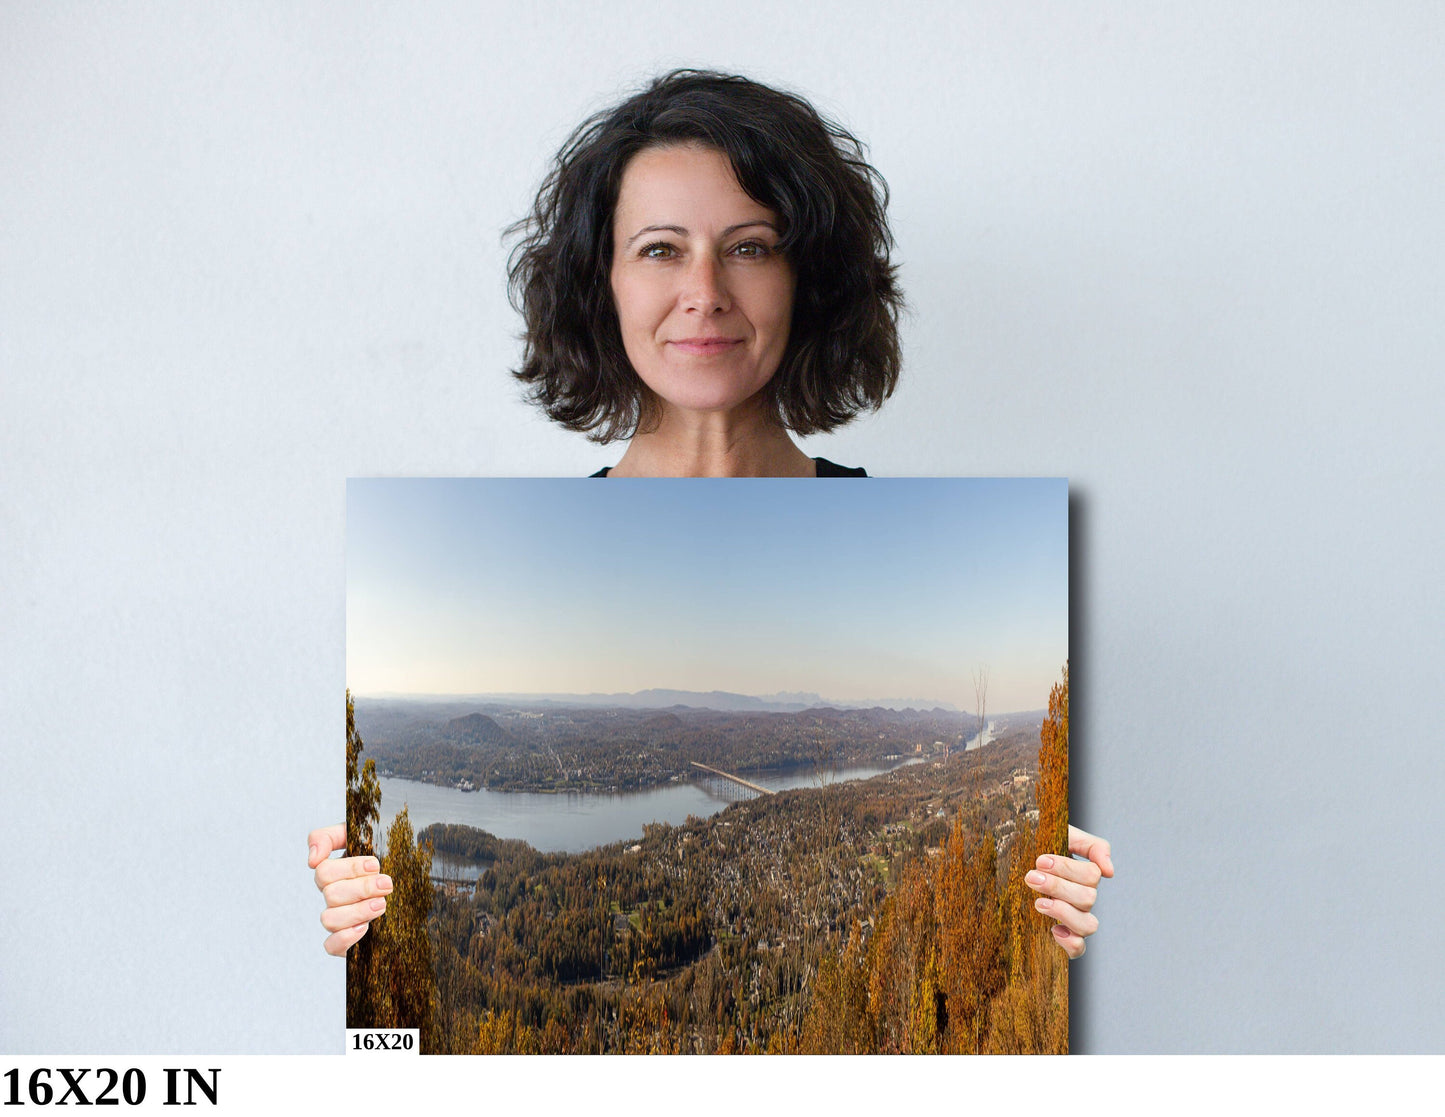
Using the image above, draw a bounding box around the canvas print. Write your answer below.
[345,477,1069,1053]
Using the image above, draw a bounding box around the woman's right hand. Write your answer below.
[308,823,392,956]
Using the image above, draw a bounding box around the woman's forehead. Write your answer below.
[614,144,776,231]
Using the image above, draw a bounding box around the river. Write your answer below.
[376,755,928,873]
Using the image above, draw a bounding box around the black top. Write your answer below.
[590,456,867,478]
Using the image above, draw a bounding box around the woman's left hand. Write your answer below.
[1025,825,1113,959]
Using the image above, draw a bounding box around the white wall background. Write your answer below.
[3,2,1441,1053]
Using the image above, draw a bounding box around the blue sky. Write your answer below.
[346,478,1067,712]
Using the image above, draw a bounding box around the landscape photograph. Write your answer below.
[345,477,1070,1053]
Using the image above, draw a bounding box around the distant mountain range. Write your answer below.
[359,687,964,714]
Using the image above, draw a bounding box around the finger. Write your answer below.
[323,873,394,908]
[1068,825,1114,878]
[1051,923,1085,960]
[1033,895,1098,938]
[308,824,347,869]
[320,895,387,934]
[324,920,370,957]
[1024,867,1096,912]
[1034,852,1102,889]
[314,854,381,891]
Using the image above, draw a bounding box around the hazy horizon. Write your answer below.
[347,686,1050,716]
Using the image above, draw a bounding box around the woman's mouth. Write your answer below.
[669,337,743,355]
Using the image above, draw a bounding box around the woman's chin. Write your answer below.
[647,378,774,423]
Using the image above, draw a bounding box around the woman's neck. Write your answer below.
[608,399,815,478]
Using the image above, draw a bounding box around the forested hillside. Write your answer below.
[346,667,1071,1053]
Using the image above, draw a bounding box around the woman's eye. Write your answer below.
[640,242,676,259]
[731,241,769,258]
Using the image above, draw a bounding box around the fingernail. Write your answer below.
[309,845,318,863]
[1052,924,1069,937]
[364,858,380,873]
[1037,855,1055,870]
[377,875,393,891]
[1025,871,1046,887]
[370,898,386,912]
[1034,898,1050,912]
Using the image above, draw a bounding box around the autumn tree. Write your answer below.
[345,691,439,1049]
[345,691,381,1027]
[1035,662,1069,858]
[935,821,1006,1052]
[799,925,872,1053]
[984,661,1070,1053]
[345,690,380,857]
[372,804,438,1047]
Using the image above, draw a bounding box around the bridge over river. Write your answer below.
[689,761,776,797]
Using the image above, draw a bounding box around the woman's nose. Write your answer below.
[681,255,731,314]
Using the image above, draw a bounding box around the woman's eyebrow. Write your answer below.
[623,224,687,247]
[622,220,779,248]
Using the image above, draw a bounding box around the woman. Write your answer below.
[310,69,1112,962]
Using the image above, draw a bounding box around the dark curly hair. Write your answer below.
[507,69,903,443]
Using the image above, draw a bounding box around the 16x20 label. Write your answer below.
[345,1029,418,1054]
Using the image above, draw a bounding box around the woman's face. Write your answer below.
[609,143,795,420]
